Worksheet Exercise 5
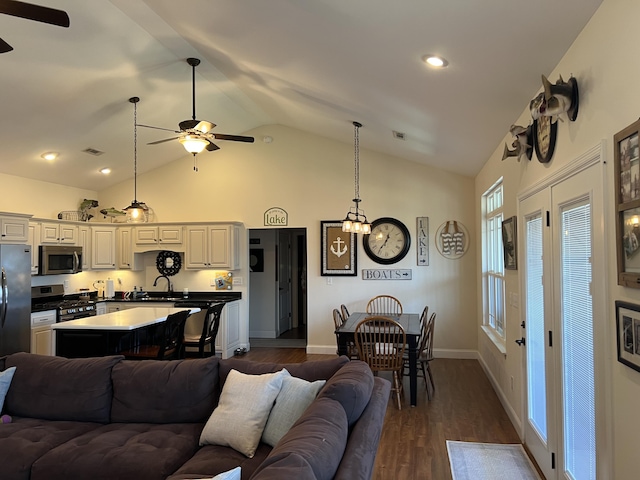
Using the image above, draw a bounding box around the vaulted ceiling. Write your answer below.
[0,0,603,190]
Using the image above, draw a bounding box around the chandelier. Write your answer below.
[123,97,148,223]
[342,121,371,234]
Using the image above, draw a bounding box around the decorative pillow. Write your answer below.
[0,367,16,413]
[199,369,286,458]
[262,369,326,447]
[193,466,241,480]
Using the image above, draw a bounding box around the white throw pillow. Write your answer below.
[192,466,241,480]
[199,369,286,457]
[0,367,16,413]
[262,369,326,447]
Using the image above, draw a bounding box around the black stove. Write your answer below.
[32,284,97,322]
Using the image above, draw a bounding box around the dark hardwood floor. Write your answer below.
[240,348,524,480]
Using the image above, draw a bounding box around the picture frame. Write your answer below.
[321,220,357,276]
[614,119,640,288]
[502,216,517,270]
[615,300,640,372]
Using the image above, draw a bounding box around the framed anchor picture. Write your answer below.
[321,220,357,276]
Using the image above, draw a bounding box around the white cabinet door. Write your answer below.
[28,223,40,275]
[30,310,56,356]
[0,215,29,243]
[96,302,107,315]
[118,227,134,269]
[186,225,235,269]
[186,226,209,268]
[91,226,116,269]
[40,222,77,244]
[77,226,91,271]
[209,225,231,268]
[135,226,183,248]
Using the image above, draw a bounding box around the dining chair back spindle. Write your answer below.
[366,295,403,315]
[340,304,350,322]
[354,316,406,409]
[421,312,437,398]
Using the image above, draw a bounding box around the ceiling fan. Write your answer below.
[0,0,70,53]
[138,57,255,170]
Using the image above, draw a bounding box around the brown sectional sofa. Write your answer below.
[0,352,390,480]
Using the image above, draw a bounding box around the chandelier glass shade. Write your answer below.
[342,121,371,234]
[180,134,208,154]
[124,97,148,223]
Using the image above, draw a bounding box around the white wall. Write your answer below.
[474,0,638,477]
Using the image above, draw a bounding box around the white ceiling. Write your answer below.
[0,0,603,191]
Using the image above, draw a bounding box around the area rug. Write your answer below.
[446,441,541,480]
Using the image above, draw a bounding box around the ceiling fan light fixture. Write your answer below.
[180,134,208,154]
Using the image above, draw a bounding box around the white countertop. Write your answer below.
[52,307,200,331]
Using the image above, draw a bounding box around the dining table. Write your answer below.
[336,311,421,407]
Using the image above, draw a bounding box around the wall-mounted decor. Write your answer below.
[614,118,640,288]
[215,271,233,290]
[615,300,640,372]
[416,217,429,266]
[363,217,411,265]
[502,216,517,270]
[362,269,412,280]
[501,125,532,162]
[156,251,182,276]
[435,220,469,259]
[264,207,288,226]
[249,248,264,273]
[321,220,357,276]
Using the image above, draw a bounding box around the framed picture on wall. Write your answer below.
[321,221,357,276]
[615,300,640,372]
[502,216,517,270]
[615,119,640,288]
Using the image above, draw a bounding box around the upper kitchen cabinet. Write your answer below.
[27,223,39,275]
[77,225,91,271]
[91,225,116,270]
[185,224,240,270]
[134,226,183,251]
[117,227,142,270]
[0,212,30,243]
[40,222,78,245]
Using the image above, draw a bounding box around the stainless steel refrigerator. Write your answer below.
[0,244,31,356]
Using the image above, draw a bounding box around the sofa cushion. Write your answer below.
[200,369,286,458]
[317,360,374,427]
[4,353,122,423]
[250,397,349,480]
[167,443,273,480]
[0,417,102,480]
[0,366,16,413]
[262,370,326,447]
[30,422,203,480]
[219,356,348,386]
[111,357,219,424]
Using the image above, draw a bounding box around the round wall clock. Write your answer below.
[363,217,411,265]
[533,116,558,164]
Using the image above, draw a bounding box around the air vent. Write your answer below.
[82,148,104,156]
[392,130,406,140]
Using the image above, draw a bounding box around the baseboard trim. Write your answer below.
[306,345,338,355]
[434,348,478,359]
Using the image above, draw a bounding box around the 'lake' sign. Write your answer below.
[264,207,288,226]
[362,269,412,280]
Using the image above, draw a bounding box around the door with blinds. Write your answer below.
[519,157,606,480]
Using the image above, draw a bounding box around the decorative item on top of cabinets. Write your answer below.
[435,220,469,259]
[529,74,579,164]
[99,207,127,223]
[363,217,411,265]
[614,118,640,288]
[57,198,98,222]
[501,124,532,162]
[156,251,182,277]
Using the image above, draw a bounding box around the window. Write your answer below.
[483,180,505,339]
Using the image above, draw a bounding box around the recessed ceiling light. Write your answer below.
[41,152,58,161]
[99,168,111,174]
[422,55,449,68]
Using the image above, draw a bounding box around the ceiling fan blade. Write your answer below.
[213,133,255,143]
[0,37,13,53]
[206,141,220,152]
[137,123,180,134]
[179,119,199,131]
[148,137,179,145]
[195,121,215,134]
[0,0,70,27]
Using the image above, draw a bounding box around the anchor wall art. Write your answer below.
[321,220,357,276]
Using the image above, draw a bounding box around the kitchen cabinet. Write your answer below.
[185,224,240,270]
[217,301,240,359]
[28,222,40,275]
[0,212,29,243]
[134,226,183,250]
[91,226,116,269]
[117,227,142,270]
[31,310,56,356]
[40,222,78,244]
[96,302,107,316]
[77,225,91,271]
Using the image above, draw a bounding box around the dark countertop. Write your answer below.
[97,291,241,304]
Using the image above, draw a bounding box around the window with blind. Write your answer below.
[482,181,505,338]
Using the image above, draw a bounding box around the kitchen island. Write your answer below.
[53,307,200,358]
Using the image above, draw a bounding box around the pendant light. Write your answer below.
[124,97,148,223]
[342,121,371,234]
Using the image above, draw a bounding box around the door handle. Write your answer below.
[515,337,526,346]
[1,268,7,328]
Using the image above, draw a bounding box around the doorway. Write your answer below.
[248,228,307,347]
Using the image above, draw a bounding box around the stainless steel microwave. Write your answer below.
[38,245,82,275]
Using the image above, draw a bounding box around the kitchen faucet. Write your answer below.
[153,275,173,293]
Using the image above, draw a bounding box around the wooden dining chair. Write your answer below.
[183,303,224,357]
[340,304,350,322]
[120,310,190,360]
[402,310,436,399]
[333,308,358,359]
[366,295,403,315]
[354,316,406,409]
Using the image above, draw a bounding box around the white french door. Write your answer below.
[520,156,606,480]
